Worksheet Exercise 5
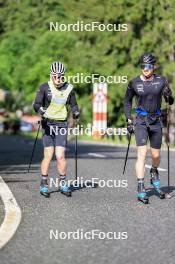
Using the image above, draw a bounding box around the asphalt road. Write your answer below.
[0,134,175,264]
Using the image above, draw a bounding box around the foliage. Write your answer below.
[0,0,175,126]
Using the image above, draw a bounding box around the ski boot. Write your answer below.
[137,180,149,204]
[150,168,165,199]
[40,178,50,198]
[59,181,72,197]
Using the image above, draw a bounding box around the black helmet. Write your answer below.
[139,53,156,65]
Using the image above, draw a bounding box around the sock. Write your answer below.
[60,175,66,187]
[137,178,145,192]
[60,175,66,181]
[151,167,159,181]
[137,178,144,183]
[41,175,48,180]
[151,166,157,170]
[41,175,48,185]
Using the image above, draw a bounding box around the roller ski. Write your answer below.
[150,168,165,199]
[59,181,72,197]
[40,178,50,198]
[137,180,149,204]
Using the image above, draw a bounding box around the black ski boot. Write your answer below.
[137,180,149,204]
[40,178,50,198]
[150,168,165,199]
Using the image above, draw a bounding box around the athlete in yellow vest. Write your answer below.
[33,61,79,197]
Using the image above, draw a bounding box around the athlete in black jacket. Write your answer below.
[33,82,78,127]
[124,54,174,203]
[33,61,79,197]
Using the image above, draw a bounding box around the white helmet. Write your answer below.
[50,61,66,76]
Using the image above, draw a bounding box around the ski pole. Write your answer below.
[168,142,170,191]
[28,121,41,173]
[123,132,132,175]
[75,122,78,180]
[165,103,173,199]
[166,104,170,193]
[72,112,80,181]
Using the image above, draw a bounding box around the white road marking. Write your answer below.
[145,164,167,172]
[0,176,22,249]
[88,153,106,158]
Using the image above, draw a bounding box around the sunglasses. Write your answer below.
[52,74,64,80]
[141,64,154,70]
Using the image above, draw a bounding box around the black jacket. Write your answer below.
[124,74,174,120]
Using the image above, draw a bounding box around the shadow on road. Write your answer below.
[147,186,175,198]
[0,134,129,176]
[49,182,99,196]
[4,178,38,183]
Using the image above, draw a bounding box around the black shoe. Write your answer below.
[150,168,165,199]
[40,179,50,198]
[137,181,149,204]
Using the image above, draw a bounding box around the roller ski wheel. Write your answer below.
[150,168,165,199]
[40,180,50,198]
[40,191,50,198]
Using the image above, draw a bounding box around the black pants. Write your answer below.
[41,120,68,148]
[134,116,162,149]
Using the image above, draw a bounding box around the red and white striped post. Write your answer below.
[93,83,107,138]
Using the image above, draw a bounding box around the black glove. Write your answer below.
[163,84,174,105]
[163,86,172,99]
[38,107,47,116]
[127,119,134,134]
[72,111,80,120]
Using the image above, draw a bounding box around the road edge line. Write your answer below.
[0,176,22,250]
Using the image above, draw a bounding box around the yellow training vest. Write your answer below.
[43,80,73,121]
